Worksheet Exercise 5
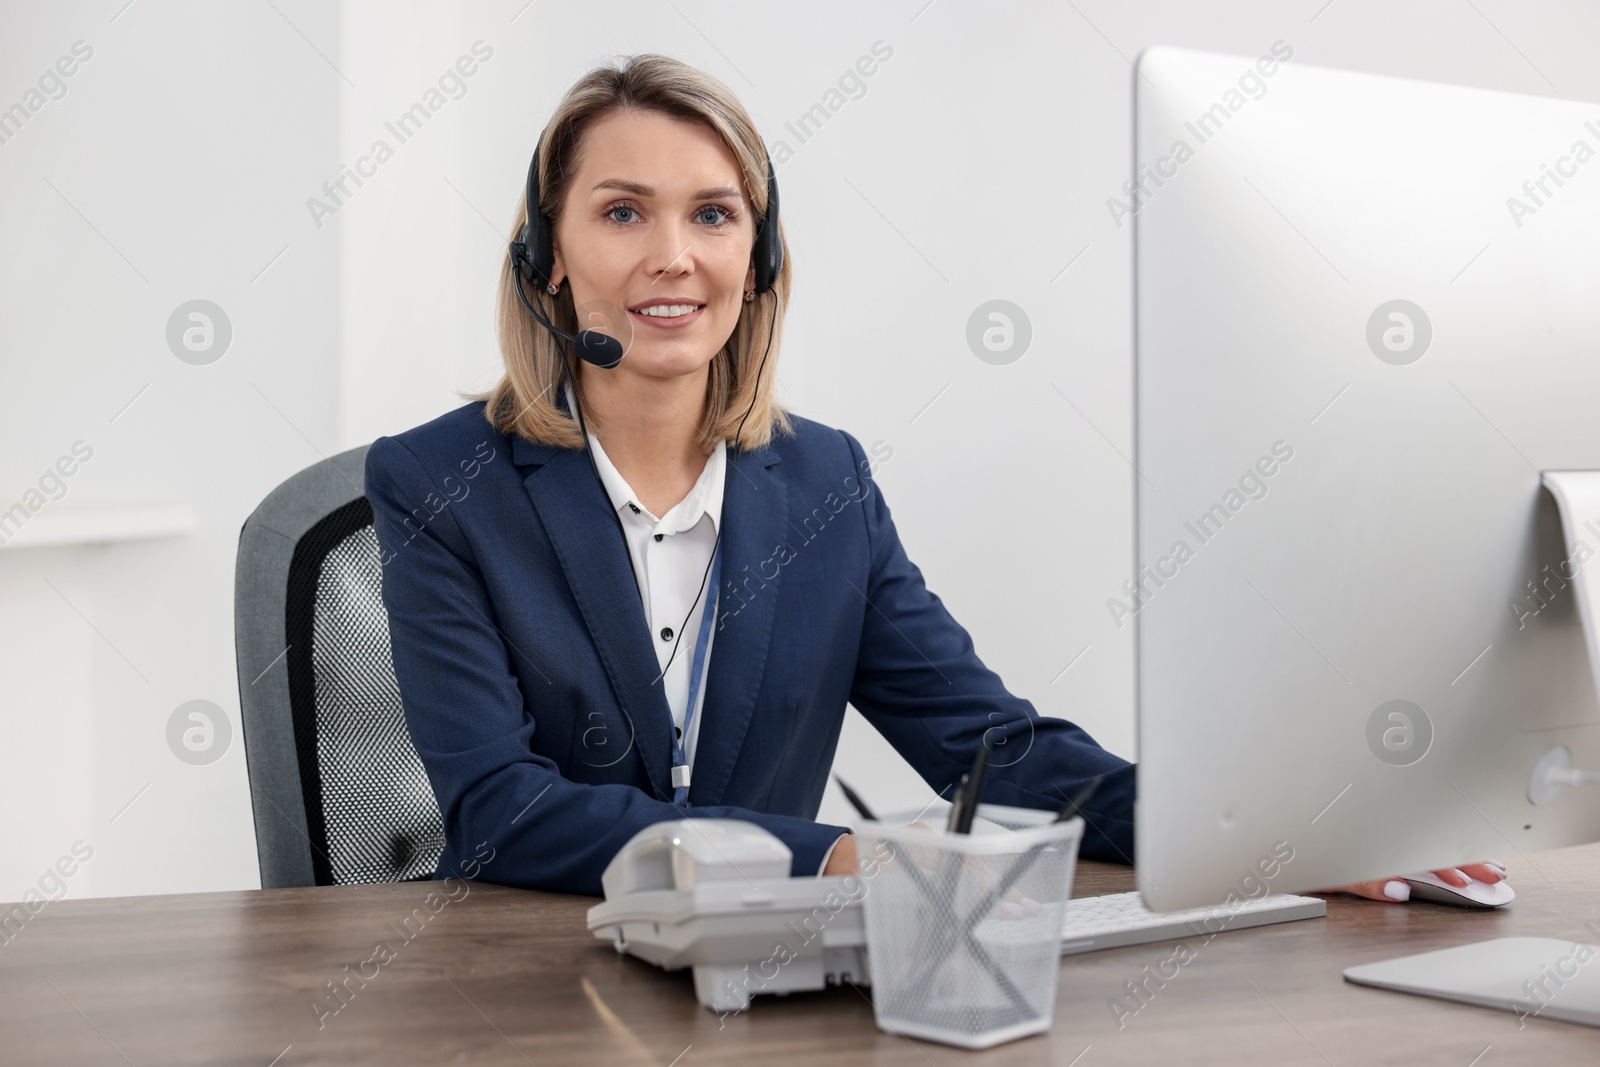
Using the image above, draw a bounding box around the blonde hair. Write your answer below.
[464,54,793,453]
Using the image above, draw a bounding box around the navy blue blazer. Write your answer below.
[364,399,1135,896]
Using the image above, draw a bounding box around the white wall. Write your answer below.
[0,0,342,900]
[4,0,1598,899]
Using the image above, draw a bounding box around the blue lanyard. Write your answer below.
[672,544,721,806]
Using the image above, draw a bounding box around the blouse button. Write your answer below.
[654,533,664,542]
[660,626,674,641]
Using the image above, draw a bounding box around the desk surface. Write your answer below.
[4,845,1600,1065]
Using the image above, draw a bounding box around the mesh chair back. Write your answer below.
[236,445,445,887]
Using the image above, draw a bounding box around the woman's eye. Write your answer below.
[603,203,735,226]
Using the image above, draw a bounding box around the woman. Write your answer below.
[365,53,1503,905]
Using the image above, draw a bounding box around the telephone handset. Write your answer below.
[600,818,793,896]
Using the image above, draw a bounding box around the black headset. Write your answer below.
[505,121,784,702]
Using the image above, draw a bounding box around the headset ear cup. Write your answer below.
[529,208,555,291]
[531,144,559,290]
[753,148,782,294]
[512,141,557,290]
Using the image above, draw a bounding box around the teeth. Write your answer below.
[632,304,701,317]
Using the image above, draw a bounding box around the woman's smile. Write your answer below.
[628,297,707,329]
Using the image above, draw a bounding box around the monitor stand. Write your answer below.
[1342,471,1600,1028]
[1531,471,1600,804]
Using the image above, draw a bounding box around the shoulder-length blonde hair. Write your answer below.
[465,53,793,454]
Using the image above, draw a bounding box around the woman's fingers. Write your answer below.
[998,887,1043,919]
[1316,859,1509,902]
[1314,878,1412,902]
[1460,860,1506,883]
[1428,862,1507,886]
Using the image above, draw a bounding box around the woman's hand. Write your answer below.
[822,833,859,876]
[822,822,935,876]
[1318,860,1507,902]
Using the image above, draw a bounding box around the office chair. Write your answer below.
[234,444,445,888]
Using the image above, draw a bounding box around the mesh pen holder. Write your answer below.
[855,814,1082,1049]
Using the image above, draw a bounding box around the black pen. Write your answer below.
[1053,775,1103,823]
[833,775,878,822]
[953,733,996,835]
[947,735,998,831]
[944,773,970,833]
[946,733,997,835]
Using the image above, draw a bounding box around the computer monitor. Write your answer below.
[1132,45,1600,912]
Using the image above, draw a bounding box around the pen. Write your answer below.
[1053,775,1102,823]
[833,775,878,822]
[944,773,970,833]
[954,733,996,834]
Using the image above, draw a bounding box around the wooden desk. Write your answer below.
[4,845,1600,1065]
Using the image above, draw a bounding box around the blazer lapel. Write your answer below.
[690,444,787,806]
[513,427,676,801]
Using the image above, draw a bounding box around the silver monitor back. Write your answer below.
[1133,45,1600,911]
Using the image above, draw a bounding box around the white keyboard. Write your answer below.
[1060,891,1325,955]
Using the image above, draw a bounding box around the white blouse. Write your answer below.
[579,408,725,781]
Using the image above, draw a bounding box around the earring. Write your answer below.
[546,281,560,296]
[743,290,756,302]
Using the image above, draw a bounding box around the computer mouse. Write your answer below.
[1401,871,1515,909]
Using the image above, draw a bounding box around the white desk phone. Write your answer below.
[585,806,1049,1012]
[585,818,870,1012]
